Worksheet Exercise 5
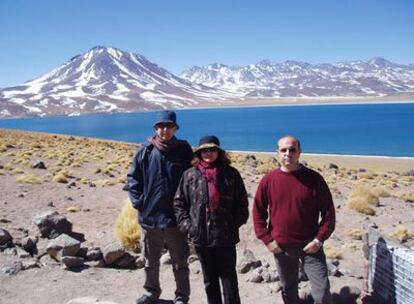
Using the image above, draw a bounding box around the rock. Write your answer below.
[22,259,41,270]
[84,259,105,268]
[21,236,37,254]
[160,252,172,265]
[0,228,12,246]
[327,261,342,277]
[1,261,24,275]
[102,242,126,265]
[189,260,202,274]
[47,233,81,260]
[86,247,102,261]
[268,282,282,294]
[237,249,262,273]
[261,267,279,282]
[135,254,146,269]
[33,211,73,239]
[16,247,31,258]
[39,254,60,266]
[328,163,339,170]
[249,272,264,283]
[32,161,47,169]
[113,252,136,269]
[61,256,85,269]
[3,247,17,255]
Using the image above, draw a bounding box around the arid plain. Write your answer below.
[1,129,413,304]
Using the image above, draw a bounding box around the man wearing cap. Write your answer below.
[253,135,335,304]
[128,110,193,304]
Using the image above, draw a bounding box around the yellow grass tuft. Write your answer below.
[323,244,343,260]
[67,206,80,213]
[371,187,391,198]
[390,226,412,243]
[399,192,414,203]
[53,174,68,183]
[16,173,42,184]
[347,186,379,215]
[116,199,141,251]
[349,228,363,240]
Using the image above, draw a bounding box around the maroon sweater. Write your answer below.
[253,166,335,246]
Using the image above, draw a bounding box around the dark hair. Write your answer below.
[194,148,231,166]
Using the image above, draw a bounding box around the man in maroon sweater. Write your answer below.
[253,135,335,304]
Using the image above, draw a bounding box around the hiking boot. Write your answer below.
[133,294,157,304]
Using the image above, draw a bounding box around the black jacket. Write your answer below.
[174,165,249,247]
[127,140,193,228]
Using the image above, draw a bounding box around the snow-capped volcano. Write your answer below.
[0,46,233,118]
[180,58,414,98]
[1,47,413,118]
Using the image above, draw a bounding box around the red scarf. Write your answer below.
[198,160,221,213]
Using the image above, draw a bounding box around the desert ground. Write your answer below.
[0,129,413,304]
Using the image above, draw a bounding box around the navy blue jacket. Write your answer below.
[127,139,193,228]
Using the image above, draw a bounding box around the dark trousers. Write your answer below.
[274,246,332,304]
[195,246,241,304]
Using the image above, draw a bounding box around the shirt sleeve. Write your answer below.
[253,177,274,245]
[127,147,145,210]
[315,177,336,242]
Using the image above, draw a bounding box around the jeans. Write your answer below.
[196,246,241,304]
[274,246,332,304]
[141,226,190,302]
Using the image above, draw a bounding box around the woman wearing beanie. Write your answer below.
[174,135,249,304]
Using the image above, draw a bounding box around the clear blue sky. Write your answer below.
[0,0,413,87]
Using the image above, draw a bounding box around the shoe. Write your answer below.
[174,298,188,304]
[133,294,157,304]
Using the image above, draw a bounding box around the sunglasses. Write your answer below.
[279,147,298,153]
[200,147,218,153]
[155,123,175,129]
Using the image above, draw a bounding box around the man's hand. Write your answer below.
[266,240,283,254]
[303,239,322,254]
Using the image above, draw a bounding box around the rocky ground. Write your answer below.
[0,129,413,304]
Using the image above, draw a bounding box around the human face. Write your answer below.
[277,136,301,172]
[200,147,219,163]
[155,123,177,141]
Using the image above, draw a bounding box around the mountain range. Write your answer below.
[1,46,413,118]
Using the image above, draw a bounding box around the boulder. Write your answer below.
[237,249,262,274]
[61,256,85,269]
[33,211,72,239]
[32,161,47,169]
[47,233,81,260]
[1,261,24,275]
[0,228,12,246]
[102,242,126,265]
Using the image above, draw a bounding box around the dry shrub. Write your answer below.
[371,187,391,198]
[116,199,140,251]
[323,244,343,260]
[67,206,80,213]
[399,192,414,203]
[257,163,274,175]
[16,173,42,184]
[349,228,363,240]
[347,186,379,215]
[53,174,68,183]
[390,226,412,243]
[97,179,117,186]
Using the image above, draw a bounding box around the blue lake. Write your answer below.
[0,103,413,157]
